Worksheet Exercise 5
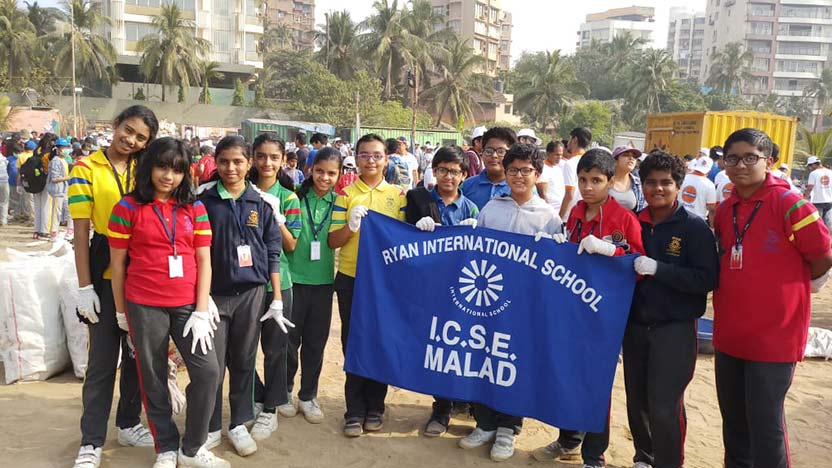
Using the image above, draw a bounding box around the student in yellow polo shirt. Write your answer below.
[68,105,159,468]
[328,133,406,438]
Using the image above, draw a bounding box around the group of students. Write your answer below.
[63,105,830,468]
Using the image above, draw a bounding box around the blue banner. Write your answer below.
[345,212,636,432]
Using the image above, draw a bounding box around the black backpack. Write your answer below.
[21,155,47,193]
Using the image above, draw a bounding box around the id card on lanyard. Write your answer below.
[152,204,183,278]
[304,195,332,261]
[229,197,253,268]
[730,201,763,270]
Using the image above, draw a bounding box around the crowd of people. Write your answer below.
[0,104,829,468]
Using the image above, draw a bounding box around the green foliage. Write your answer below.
[706,42,753,95]
[231,78,245,107]
[512,50,588,132]
[50,0,118,86]
[806,69,832,131]
[796,126,832,164]
[0,94,19,131]
[0,0,36,85]
[557,101,617,143]
[177,83,185,103]
[364,99,432,128]
[705,92,748,111]
[199,61,224,105]
[422,36,491,126]
[660,81,707,113]
[314,10,360,80]
[253,81,266,108]
[133,86,145,101]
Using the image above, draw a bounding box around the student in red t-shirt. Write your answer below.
[713,128,832,468]
[108,137,228,468]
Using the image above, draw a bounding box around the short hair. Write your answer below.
[502,144,544,174]
[384,138,399,155]
[286,151,298,161]
[723,128,773,157]
[199,145,214,156]
[482,127,517,149]
[710,145,723,161]
[431,145,468,172]
[570,127,592,149]
[295,132,307,145]
[638,150,686,187]
[771,143,780,162]
[310,133,328,145]
[577,148,615,179]
[355,133,386,154]
[546,140,564,153]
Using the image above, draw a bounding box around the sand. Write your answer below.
[1,222,831,468]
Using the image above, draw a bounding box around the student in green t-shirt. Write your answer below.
[286,147,341,424]
[249,134,302,440]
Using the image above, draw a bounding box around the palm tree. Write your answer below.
[314,10,360,80]
[0,95,20,131]
[25,1,56,36]
[0,0,36,86]
[422,37,491,127]
[400,0,450,88]
[50,0,118,86]
[360,0,415,99]
[137,3,210,102]
[260,22,293,55]
[706,42,754,95]
[603,31,647,73]
[513,50,588,131]
[199,61,224,104]
[796,126,832,164]
[626,48,676,114]
[806,68,832,131]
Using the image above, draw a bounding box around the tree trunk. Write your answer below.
[385,55,393,100]
[816,98,826,132]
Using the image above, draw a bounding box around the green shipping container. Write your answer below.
[340,127,464,147]
[242,119,336,143]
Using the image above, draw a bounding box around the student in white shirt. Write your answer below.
[396,138,419,189]
[714,169,734,204]
[679,156,717,226]
[535,140,566,214]
[559,127,592,219]
[805,155,832,228]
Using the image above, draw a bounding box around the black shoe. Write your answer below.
[424,410,450,437]
[363,413,383,432]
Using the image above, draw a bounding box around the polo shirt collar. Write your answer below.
[88,149,111,166]
[354,177,390,193]
[307,188,337,203]
[218,181,258,201]
[725,173,779,206]
[476,171,506,186]
[430,187,463,208]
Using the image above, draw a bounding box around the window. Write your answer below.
[774,78,815,91]
[749,76,768,90]
[213,30,231,52]
[474,21,486,35]
[749,3,774,17]
[748,40,771,54]
[246,0,258,16]
[475,2,486,19]
[124,21,157,41]
[490,7,498,23]
[752,58,769,72]
[126,0,194,10]
[781,6,832,19]
[245,33,258,53]
[449,20,461,33]
[472,38,482,52]
[748,22,772,35]
[777,42,823,56]
[488,42,497,56]
[776,60,819,74]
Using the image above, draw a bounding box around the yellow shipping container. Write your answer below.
[645,111,799,169]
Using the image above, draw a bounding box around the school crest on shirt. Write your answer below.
[247,210,259,227]
[386,197,395,210]
[666,236,682,257]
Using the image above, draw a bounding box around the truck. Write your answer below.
[645,111,799,168]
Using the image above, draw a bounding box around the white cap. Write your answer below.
[807,156,821,166]
[471,126,487,140]
[699,147,710,157]
[517,128,543,146]
[693,156,713,174]
[638,154,648,162]
[343,156,356,168]
[779,163,789,170]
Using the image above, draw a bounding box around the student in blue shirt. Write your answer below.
[461,128,517,210]
[406,145,478,437]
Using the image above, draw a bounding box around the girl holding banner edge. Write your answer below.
[328,133,407,438]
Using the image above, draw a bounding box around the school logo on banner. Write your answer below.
[346,212,637,433]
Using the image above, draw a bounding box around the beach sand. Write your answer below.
[1,223,830,467]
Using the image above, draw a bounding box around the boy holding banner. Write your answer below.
[460,143,562,462]
[328,134,407,438]
[535,148,644,468]
[405,145,479,437]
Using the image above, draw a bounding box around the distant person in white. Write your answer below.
[805,155,832,229]
[559,127,592,219]
[714,168,733,204]
[769,143,799,193]
[517,128,543,147]
[535,140,566,214]
[396,137,419,189]
[679,156,717,226]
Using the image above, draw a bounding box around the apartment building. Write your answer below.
[263,0,315,52]
[667,7,707,83]
[431,0,513,77]
[577,6,656,50]
[702,0,832,97]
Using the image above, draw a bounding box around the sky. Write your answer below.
[32,0,708,61]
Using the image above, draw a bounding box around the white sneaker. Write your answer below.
[633,463,653,468]
[179,447,231,467]
[298,398,325,424]
[490,428,516,462]
[249,412,277,441]
[277,393,297,417]
[458,427,497,449]
[253,402,264,420]
[152,451,177,468]
[73,445,101,468]
[227,425,257,456]
[117,423,155,447]
[203,430,221,450]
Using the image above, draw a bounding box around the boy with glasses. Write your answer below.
[461,128,517,210]
[713,128,832,468]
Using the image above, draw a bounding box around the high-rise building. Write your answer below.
[264,0,315,52]
[576,6,656,50]
[667,7,707,83]
[101,0,266,101]
[431,0,513,77]
[702,0,832,98]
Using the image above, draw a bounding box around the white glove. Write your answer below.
[77,285,100,324]
[251,185,286,226]
[196,180,218,195]
[552,233,567,244]
[634,256,658,276]
[260,300,295,334]
[577,234,617,256]
[534,231,552,242]
[348,205,369,232]
[458,218,477,229]
[208,296,220,330]
[116,311,129,332]
[811,272,829,294]
[416,216,437,232]
[183,311,214,355]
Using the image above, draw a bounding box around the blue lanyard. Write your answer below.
[228,198,248,245]
[152,204,177,256]
[304,194,332,241]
